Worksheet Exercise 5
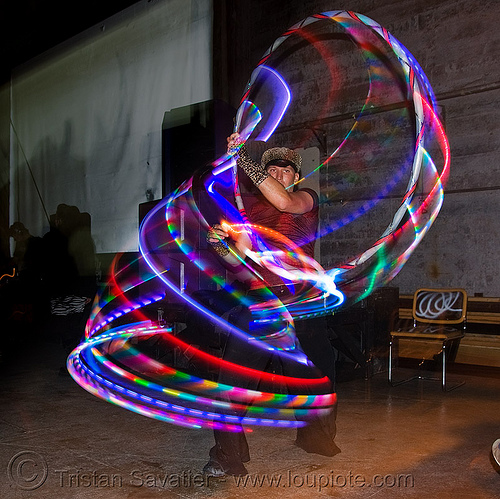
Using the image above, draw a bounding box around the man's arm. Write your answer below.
[229,133,315,214]
[256,175,315,214]
[236,145,314,214]
[206,223,252,267]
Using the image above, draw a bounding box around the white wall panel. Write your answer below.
[10,0,212,252]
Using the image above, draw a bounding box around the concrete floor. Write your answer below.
[1,337,499,499]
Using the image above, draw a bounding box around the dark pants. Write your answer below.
[207,291,340,473]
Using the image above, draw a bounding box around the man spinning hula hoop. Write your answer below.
[203,133,340,477]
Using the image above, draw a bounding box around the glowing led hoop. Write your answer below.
[69,11,448,431]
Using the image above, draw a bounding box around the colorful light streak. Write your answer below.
[69,11,449,431]
[68,322,334,430]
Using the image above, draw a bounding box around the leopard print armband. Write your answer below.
[210,241,230,257]
[237,146,269,186]
[206,228,230,257]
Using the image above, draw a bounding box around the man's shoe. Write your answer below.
[202,459,248,477]
[294,438,341,457]
[202,460,227,478]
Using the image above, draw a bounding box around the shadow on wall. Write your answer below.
[45,203,97,299]
[2,203,97,369]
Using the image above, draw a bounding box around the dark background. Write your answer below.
[0,0,140,84]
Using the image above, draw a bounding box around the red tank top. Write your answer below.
[247,189,318,287]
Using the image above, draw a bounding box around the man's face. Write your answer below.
[266,164,299,189]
